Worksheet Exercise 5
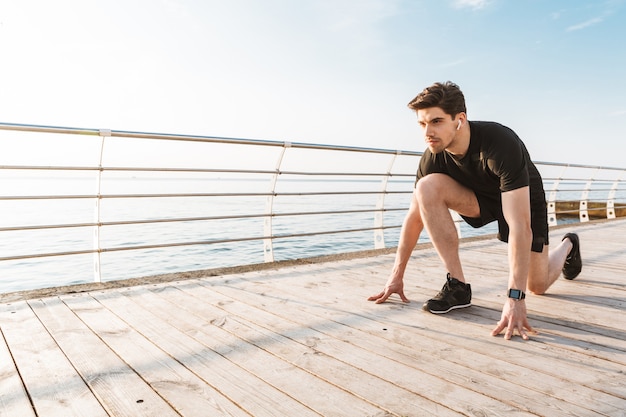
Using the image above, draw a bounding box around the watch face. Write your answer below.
[509,289,521,299]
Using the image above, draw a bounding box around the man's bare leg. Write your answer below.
[414,173,481,283]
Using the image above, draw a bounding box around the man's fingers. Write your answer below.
[369,288,410,304]
[491,320,506,337]
[367,292,384,302]
[367,290,391,304]
[523,321,537,335]
[376,290,411,304]
[503,323,535,340]
[375,292,391,304]
[492,307,536,340]
[504,324,514,340]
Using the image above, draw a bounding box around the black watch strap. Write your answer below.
[507,288,526,300]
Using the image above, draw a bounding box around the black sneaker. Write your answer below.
[562,233,582,280]
[423,273,472,314]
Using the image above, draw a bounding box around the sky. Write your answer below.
[1,0,625,168]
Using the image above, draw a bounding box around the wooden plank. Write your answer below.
[0,327,36,417]
[328,242,626,411]
[196,273,618,416]
[169,279,537,416]
[114,285,388,417]
[57,292,249,417]
[0,300,108,417]
[147,283,463,417]
[89,287,320,417]
[372,228,626,360]
[28,296,178,417]
[336,251,626,409]
[452,232,626,359]
[426,292,626,358]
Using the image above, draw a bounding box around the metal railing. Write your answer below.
[0,122,625,290]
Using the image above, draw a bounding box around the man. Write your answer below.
[368,81,582,340]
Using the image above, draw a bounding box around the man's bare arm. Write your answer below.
[492,186,534,339]
[368,191,423,303]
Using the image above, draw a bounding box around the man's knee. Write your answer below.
[415,174,479,218]
[414,173,449,202]
[528,281,547,295]
[528,270,550,294]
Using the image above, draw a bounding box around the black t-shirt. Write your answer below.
[416,121,545,209]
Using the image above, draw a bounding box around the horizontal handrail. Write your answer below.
[0,207,409,233]
[0,190,412,201]
[0,224,403,262]
[0,122,421,156]
[0,165,417,179]
[535,160,626,172]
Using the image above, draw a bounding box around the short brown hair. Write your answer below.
[407,81,467,118]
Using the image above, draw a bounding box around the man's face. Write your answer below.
[416,107,458,154]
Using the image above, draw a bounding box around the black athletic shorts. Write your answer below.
[460,192,549,253]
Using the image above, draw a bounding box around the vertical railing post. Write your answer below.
[93,129,110,282]
[547,165,568,227]
[264,143,290,262]
[579,182,591,222]
[374,152,399,249]
[607,173,623,220]
[547,182,560,227]
[579,169,598,223]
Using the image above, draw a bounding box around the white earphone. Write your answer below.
[457,120,462,130]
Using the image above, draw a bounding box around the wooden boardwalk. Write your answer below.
[1,220,625,416]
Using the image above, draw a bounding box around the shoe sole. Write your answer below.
[426,302,472,314]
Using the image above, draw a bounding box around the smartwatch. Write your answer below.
[507,288,526,300]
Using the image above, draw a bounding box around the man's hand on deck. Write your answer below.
[368,277,410,304]
[491,299,536,340]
